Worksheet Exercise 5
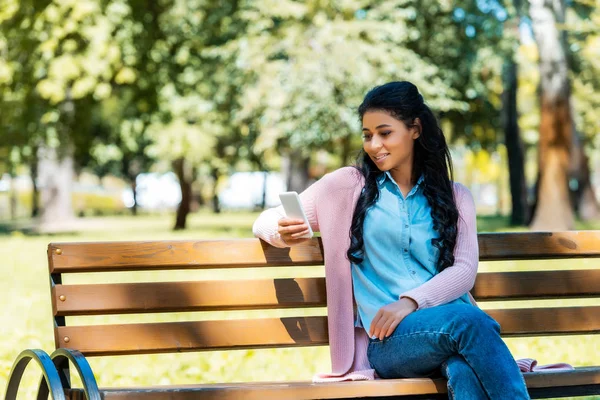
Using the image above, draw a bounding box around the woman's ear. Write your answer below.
[412,118,422,139]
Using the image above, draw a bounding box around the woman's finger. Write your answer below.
[385,319,401,338]
[291,229,310,238]
[278,224,307,235]
[378,317,395,340]
[279,218,306,226]
[369,311,383,337]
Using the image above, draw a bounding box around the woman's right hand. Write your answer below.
[278,218,312,245]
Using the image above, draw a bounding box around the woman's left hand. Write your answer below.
[369,297,418,340]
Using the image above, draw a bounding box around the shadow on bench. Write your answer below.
[6,231,600,399]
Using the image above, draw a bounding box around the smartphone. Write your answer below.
[278,191,314,239]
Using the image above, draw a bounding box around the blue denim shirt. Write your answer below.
[351,171,470,333]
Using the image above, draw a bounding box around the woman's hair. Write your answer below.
[347,81,459,272]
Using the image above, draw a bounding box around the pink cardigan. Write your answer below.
[253,167,479,381]
[252,167,571,381]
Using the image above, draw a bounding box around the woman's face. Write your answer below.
[362,110,420,173]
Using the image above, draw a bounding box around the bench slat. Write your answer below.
[56,316,329,356]
[63,367,600,399]
[488,306,600,336]
[48,231,600,273]
[53,278,327,316]
[65,378,449,400]
[54,268,600,317]
[472,270,600,300]
[48,239,324,273]
[53,269,600,317]
[479,231,600,260]
[55,306,599,356]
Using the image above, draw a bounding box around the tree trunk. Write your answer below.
[282,150,311,193]
[211,167,221,214]
[9,171,17,220]
[529,0,575,231]
[30,146,40,218]
[260,171,268,210]
[130,178,138,216]
[173,157,193,230]
[37,144,75,230]
[502,60,529,225]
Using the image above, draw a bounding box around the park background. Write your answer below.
[1,0,599,398]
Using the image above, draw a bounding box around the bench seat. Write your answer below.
[64,367,600,399]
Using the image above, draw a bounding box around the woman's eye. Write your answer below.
[362,134,372,141]
[380,131,391,136]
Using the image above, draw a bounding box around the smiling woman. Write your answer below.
[253,81,532,399]
[361,111,420,197]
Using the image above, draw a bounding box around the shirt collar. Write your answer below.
[377,171,424,189]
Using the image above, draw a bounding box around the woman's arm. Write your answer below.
[252,177,322,248]
[400,183,479,309]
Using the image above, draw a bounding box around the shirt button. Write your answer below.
[404,224,409,228]
[411,271,416,275]
[404,248,408,252]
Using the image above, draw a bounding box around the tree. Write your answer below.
[0,0,129,228]
[502,0,529,225]
[235,0,468,192]
[141,0,248,228]
[528,0,575,230]
[567,0,600,221]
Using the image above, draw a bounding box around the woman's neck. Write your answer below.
[389,164,413,187]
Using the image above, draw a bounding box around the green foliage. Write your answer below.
[234,0,469,159]
[0,0,132,178]
[568,1,600,150]
[0,0,598,224]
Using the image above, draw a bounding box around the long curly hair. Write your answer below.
[347,81,459,272]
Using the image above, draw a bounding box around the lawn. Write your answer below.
[0,212,598,399]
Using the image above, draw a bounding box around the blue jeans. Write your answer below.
[367,303,530,400]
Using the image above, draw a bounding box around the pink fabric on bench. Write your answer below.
[517,358,574,373]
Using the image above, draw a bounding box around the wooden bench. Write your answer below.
[6,231,600,399]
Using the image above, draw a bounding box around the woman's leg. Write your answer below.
[442,355,488,400]
[367,303,530,399]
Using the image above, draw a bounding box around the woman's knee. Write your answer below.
[447,304,501,333]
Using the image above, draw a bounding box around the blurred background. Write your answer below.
[1,0,599,398]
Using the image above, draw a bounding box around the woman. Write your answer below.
[253,81,530,399]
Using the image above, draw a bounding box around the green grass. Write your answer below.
[0,212,599,399]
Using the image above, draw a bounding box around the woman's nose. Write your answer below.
[370,136,382,150]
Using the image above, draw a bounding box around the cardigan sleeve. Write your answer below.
[400,183,479,309]
[252,176,322,248]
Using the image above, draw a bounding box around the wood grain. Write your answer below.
[48,239,324,273]
[62,367,600,399]
[48,232,600,273]
[478,231,600,260]
[53,278,326,316]
[488,306,600,336]
[53,269,600,316]
[471,270,600,300]
[56,317,329,356]
[55,307,599,356]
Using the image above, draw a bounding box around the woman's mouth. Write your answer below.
[373,154,389,163]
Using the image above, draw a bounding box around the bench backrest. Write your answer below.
[47,232,600,357]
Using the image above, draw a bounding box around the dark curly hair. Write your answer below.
[347,81,459,272]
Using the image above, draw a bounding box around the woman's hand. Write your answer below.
[278,217,312,245]
[369,297,418,340]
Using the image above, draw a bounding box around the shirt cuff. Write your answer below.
[400,293,422,310]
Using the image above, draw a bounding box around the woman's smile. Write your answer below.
[373,153,390,163]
